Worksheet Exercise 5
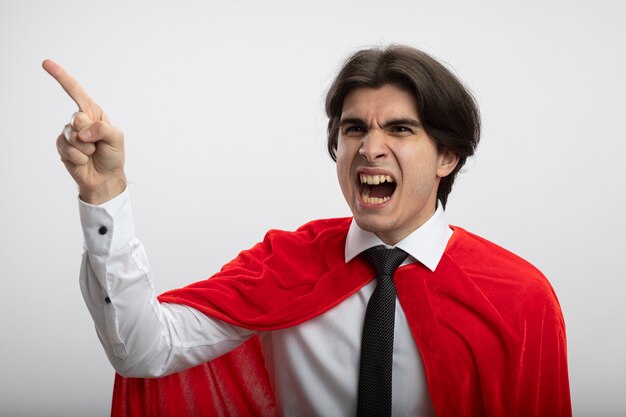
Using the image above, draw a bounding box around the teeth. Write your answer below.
[359,174,394,184]
[359,174,394,204]
[361,195,391,204]
[359,189,391,204]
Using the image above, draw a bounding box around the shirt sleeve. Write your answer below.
[78,189,255,378]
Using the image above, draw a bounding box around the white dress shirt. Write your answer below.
[79,189,452,417]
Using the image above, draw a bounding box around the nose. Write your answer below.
[358,129,387,162]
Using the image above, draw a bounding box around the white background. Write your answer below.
[1,0,625,416]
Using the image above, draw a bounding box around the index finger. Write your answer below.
[42,59,96,110]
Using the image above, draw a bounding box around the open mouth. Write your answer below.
[359,173,397,204]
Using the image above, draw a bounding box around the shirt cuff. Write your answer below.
[78,188,135,255]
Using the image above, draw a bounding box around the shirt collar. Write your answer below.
[344,202,453,272]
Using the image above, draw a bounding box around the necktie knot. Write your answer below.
[364,245,408,277]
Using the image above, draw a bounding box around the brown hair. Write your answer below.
[325,45,481,207]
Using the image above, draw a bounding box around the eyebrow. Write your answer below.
[339,117,422,129]
[381,118,423,129]
[339,117,367,127]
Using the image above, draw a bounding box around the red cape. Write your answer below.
[112,218,571,417]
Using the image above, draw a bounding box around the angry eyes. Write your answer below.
[339,117,423,138]
[342,124,416,137]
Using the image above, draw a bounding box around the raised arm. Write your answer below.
[44,61,254,377]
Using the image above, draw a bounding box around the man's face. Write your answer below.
[336,84,458,245]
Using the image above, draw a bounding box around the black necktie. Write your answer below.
[357,245,409,417]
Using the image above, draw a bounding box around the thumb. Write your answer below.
[78,121,123,146]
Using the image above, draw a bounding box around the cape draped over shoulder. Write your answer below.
[112,218,571,417]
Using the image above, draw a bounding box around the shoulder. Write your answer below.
[444,226,559,307]
[263,217,352,243]
[239,218,352,266]
[294,217,352,235]
[447,225,544,277]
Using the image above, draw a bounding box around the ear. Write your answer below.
[436,150,460,178]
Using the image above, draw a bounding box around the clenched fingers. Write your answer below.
[63,123,96,155]
[69,110,123,148]
[77,120,124,146]
[70,111,92,130]
[69,111,97,154]
[57,133,89,166]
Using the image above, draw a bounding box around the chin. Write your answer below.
[353,215,394,234]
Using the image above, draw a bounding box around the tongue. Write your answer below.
[369,182,395,198]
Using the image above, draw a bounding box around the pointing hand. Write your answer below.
[44,59,126,205]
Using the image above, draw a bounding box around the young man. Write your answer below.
[46,45,571,417]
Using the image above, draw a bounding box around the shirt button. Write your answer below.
[98,226,108,235]
[105,296,111,304]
